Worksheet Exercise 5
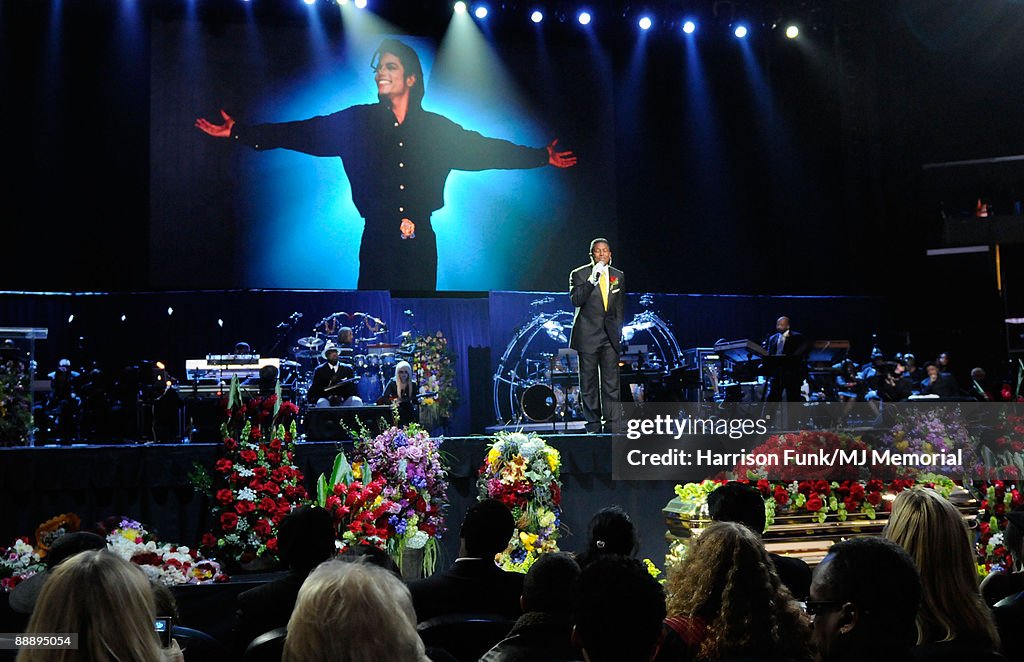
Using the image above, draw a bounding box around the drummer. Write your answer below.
[337,326,357,360]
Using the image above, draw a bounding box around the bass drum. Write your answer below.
[520,383,556,422]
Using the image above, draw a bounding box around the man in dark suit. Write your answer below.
[408,499,523,622]
[569,238,625,433]
[919,361,960,398]
[706,481,812,600]
[307,342,359,406]
[232,505,336,654]
[762,316,809,402]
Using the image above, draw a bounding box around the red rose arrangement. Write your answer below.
[192,379,307,565]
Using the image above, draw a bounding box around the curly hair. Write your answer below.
[665,521,812,662]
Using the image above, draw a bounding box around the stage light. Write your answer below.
[302,0,315,5]
[67,314,74,324]
[734,24,748,38]
[337,0,348,4]
[531,9,543,23]
[638,15,652,30]
[474,4,488,18]
[682,20,696,34]
[785,24,799,39]
[167,307,174,316]
[120,314,127,322]
[577,10,591,25]
[453,1,467,12]
[217,319,224,328]
[353,0,367,8]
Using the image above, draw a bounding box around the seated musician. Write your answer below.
[377,360,419,426]
[307,344,361,407]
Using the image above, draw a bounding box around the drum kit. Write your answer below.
[492,309,585,425]
[288,312,402,407]
[492,297,685,425]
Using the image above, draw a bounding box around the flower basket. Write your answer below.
[402,331,459,433]
[477,430,563,573]
[350,422,449,577]
[191,378,308,567]
[102,517,228,585]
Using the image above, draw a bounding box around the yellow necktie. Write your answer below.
[600,270,609,311]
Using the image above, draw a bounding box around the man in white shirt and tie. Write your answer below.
[569,238,626,433]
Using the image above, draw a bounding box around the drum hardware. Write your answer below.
[520,383,557,423]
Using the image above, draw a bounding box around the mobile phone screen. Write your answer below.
[155,617,172,648]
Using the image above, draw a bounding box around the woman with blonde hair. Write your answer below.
[377,360,419,426]
[653,520,812,662]
[284,558,430,662]
[17,549,182,662]
[883,485,1001,658]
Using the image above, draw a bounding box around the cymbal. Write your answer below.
[292,349,320,359]
[297,336,324,348]
[280,360,302,368]
[365,343,399,348]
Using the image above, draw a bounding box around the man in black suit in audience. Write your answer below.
[480,551,584,662]
[569,238,625,433]
[232,505,336,654]
[408,499,523,622]
[706,481,812,600]
[809,537,920,661]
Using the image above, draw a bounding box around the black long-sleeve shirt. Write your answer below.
[232,103,549,221]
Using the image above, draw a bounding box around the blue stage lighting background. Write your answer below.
[151,20,615,292]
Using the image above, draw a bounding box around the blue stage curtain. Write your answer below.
[389,297,490,436]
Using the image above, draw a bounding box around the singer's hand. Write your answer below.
[590,263,602,283]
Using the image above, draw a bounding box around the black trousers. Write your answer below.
[766,372,805,402]
[578,339,621,432]
[357,217,437,291]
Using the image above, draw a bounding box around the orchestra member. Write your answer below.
[919,361,959,399]
[377,360,419,427]
[308,344,359,407]
[762,316,809,402]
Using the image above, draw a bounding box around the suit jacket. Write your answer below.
[307,361,356,404]
[763,330,809,380]
[568,262,625,353]
[407,559,525,623]
[232,569,309,653]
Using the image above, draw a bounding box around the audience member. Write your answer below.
[408,498,522,621]
[653,521,812,662]
[9,531,107,620]
[574,505,638,568]
[883,486,1002,660]
[480,551,584,662]
[232,504,336,653]
[571,554,666,662]
[809,536,921,661]
[16,549,182,662]
[283,558,430,662]
[339,542,402,578]
[705,481,812,599]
